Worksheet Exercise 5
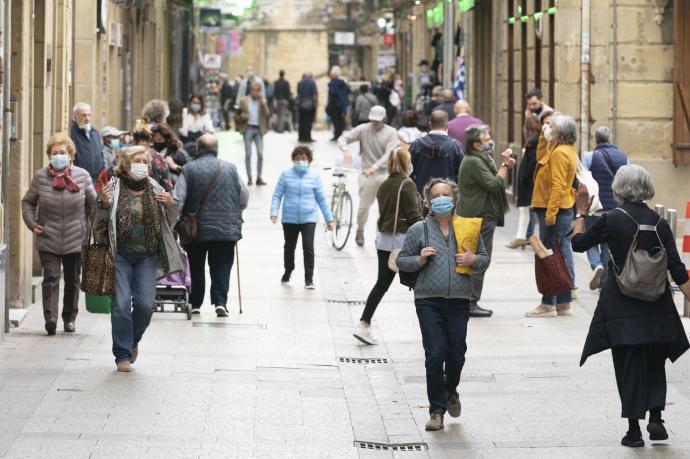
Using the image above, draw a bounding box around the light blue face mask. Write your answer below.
[190,103,202,112]
[294,160,309,172]
[110,139,120,150]
[430,195,455,216]
[50,154,70,171]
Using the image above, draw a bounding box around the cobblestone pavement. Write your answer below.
[1,130,690,458]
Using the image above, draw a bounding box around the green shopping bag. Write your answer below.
[85,294,111,314]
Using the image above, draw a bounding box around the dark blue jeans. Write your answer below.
[585,215,609,287]
[111,251,158,363]
[186,240,236,308]
[535,208,574,305]
[415,297,470,415]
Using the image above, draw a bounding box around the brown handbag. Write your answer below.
[176,163,223,245]
[81,219,116,297]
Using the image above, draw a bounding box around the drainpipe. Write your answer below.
[1,0,10,337]
[580,0,591,157]
[610,0,618,140]
[442,0,455,88]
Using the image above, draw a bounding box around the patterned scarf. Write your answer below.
[117,177,161,254]
[48,163,81,192]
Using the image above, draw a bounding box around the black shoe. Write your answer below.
[469,304,493,318]
[647,420,668,441]
[64,322,75,333]
[621,431,644,447]
[215,306,228,317]
[447,391,461,418]
[281,272,291,284]
[45,322,57,336]
[256,178,267,186]
[247,178,253,186]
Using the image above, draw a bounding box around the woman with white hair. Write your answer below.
[525,113,578,317]
[95,146,184,372]
[571,165,690,447]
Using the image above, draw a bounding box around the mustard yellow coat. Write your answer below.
[531,133,577,223]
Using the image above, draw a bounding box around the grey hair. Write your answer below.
[141,99,170,124]
[612,164,655,204]
[552,113,577,145]
[330,65,341,78]
[464,124,491,154]
[423,178,459,210]
[113,146,151,177]
[72,102,91,119]
[595,126,611,145]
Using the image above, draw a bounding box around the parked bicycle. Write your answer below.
[324,167,356,250]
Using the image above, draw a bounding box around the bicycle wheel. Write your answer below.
[332,191,353,250]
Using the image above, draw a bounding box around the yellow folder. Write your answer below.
[452,216,483,274]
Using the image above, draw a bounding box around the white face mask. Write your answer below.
[78,123,92,133]
[543,124,553,142]
[129,163,149,181]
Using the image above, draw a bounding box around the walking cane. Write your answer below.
[235,243,243,313]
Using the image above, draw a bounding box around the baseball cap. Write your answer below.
[368,105,386,122]
[101,126,126,137]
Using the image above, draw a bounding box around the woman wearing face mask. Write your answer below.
[95,146,184,372]
[525,112,579,318]
[151,123,190,186]
[270,146,334,289]
[180,95,215,145]
[396,178,490,432]
[353,148,422,345]
[21,133,96,335]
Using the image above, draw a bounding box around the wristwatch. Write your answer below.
[575,213,585,219]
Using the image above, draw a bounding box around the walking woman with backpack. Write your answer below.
[353,148,422,345]
[396,178,490,432]
[571,165,690,448]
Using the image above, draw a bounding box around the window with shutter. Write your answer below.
[673,0,690,165]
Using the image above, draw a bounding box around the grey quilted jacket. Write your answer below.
[396,216,490,299]
[21,166,96,255]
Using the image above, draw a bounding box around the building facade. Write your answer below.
[0,0,193,336]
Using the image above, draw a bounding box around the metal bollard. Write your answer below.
[667,209,678,239]
[655,204,665,216]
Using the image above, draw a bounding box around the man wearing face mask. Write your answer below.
[101,126,126,169]
[523,88,553,139]
[339,105,400,247]
[457,125,516,318]
[173,134,249,318]
[70,102,104,183]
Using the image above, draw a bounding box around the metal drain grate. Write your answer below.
[339,357,389,364]
[355,441,428,451]
[404,374,495,384]
[326,299,365,305]
[56,388,82,392]
[192,322,267,329]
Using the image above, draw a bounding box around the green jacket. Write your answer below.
[376,173,422,234]
[457,151,509,226]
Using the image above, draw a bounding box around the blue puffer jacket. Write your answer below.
[589,143,629,210]
[271,167,334,224]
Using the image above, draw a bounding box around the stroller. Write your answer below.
[154,251,193,320]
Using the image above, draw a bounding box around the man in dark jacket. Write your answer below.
[409,110,463,195]
[297,72,318,142]
[582,126,629,290]
[326,66,350,141]
[273,70,292,133]
[173,134,249,317]
[70,102,104,183]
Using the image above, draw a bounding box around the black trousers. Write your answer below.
[611,344,667,419]
[298,109,315,141]
[283,223,316,282]
[39,251,81,325]
[330,110,345,139]
[361,250,396,323]
[185,240,236,308]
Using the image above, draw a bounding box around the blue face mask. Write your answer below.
[294,160,309,172]
[480,140,495,153]
[430,196,455,216]
[190,103,202,112]
[110,139,120,150]
[50,154,70,171]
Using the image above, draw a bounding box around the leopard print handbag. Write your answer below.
[81,218,116,297]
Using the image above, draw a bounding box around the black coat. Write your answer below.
[516,139,537,207]
[572,202,689,366]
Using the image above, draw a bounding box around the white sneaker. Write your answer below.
[353,325,377,345]
[589,265,604,290]
[525,304,557,318]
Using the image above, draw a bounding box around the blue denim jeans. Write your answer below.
[111,251,158,363]
[415,298,470,415]
[526,209,537,238]
[535,208,574,305]
[243,126,264,180]
[585,215,609,287]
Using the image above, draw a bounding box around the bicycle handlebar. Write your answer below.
[323,167,360,173]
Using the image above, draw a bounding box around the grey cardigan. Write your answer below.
[94,177,184,280]
[396,217,490,299]
[21,166,96,255]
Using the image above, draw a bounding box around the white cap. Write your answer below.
[368,105,386,122]
[101,126,126,137]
